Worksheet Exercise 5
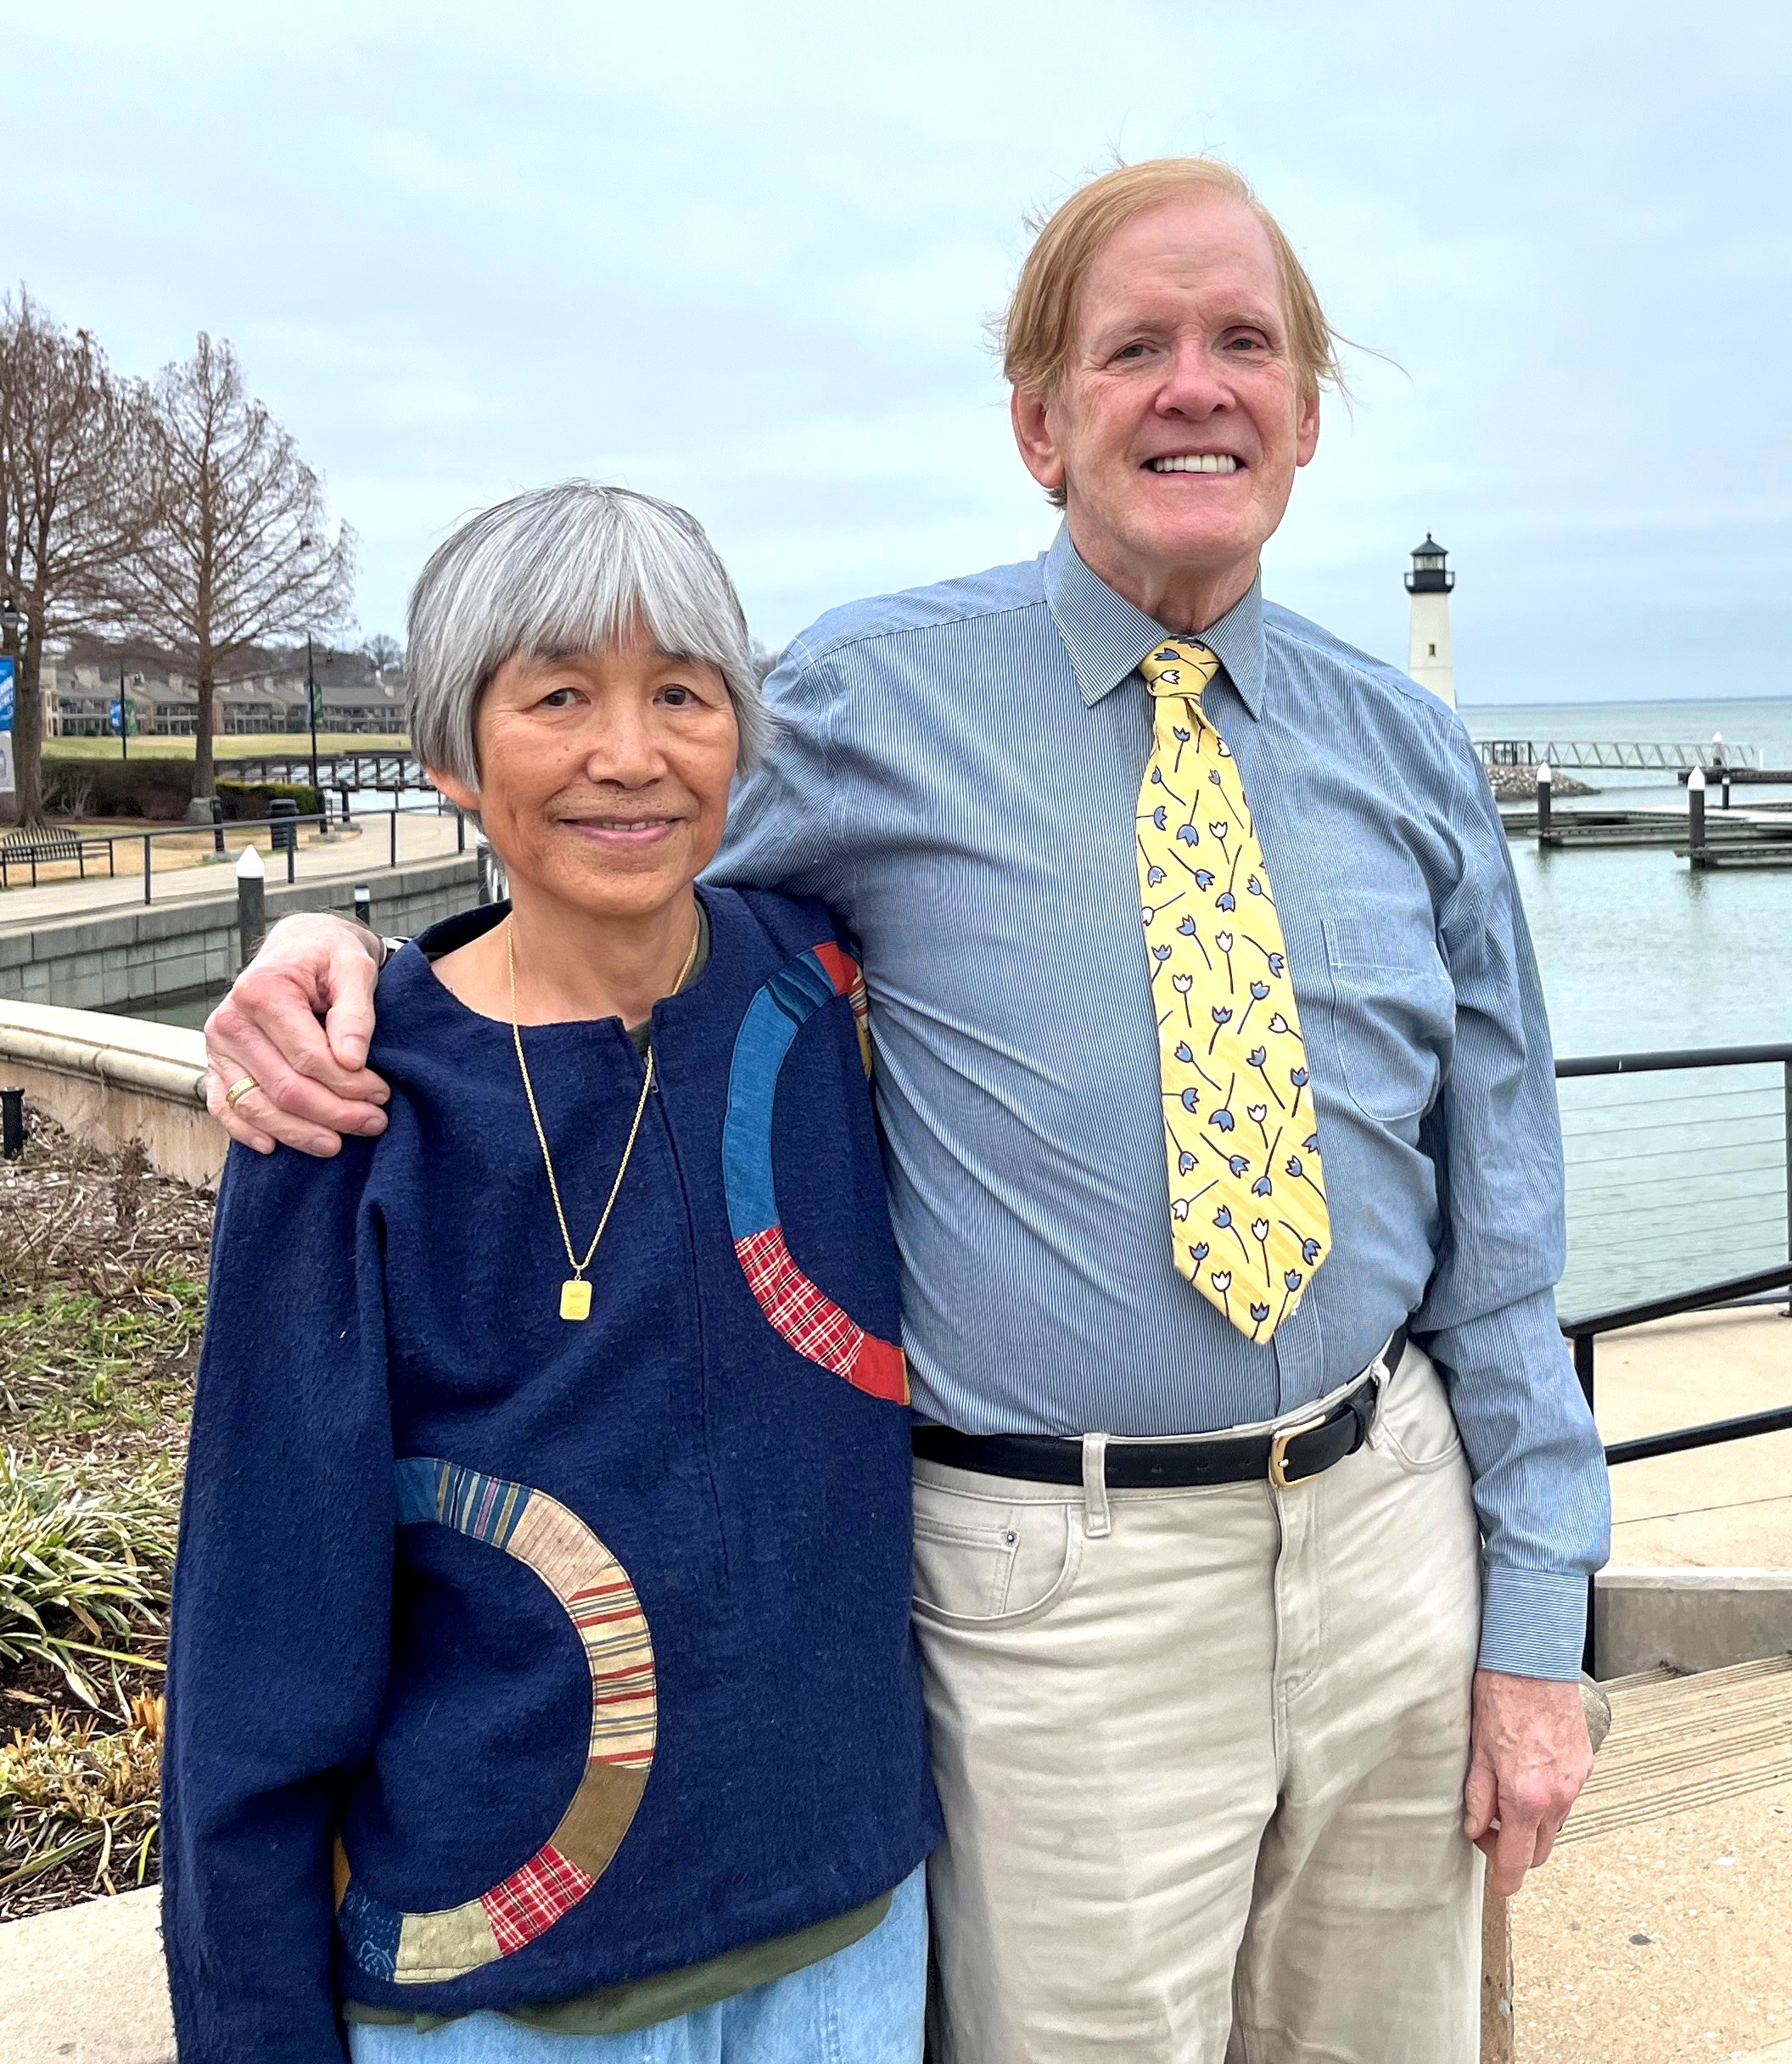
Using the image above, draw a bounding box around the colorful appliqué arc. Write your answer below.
[721,942,908,1402]
[335,1458,657,1986]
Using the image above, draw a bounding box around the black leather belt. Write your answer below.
[911,1326,1407,1493]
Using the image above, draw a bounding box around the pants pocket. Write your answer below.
[1375,1349,1465,1474]
[911,1478,1081,1629]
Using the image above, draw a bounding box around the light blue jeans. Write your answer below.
[344,1867,927,2063]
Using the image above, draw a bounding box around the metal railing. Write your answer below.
[1,795,466,907]
[1480,738,1764,772]
[1555,1043,1792,1674]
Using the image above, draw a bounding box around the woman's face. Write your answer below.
[432,639,740,923]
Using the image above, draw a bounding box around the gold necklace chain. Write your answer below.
[507,913,701,1321]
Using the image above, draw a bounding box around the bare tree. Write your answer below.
[126,334,356,800]
[363,631,404,676]
[0,292,157,826]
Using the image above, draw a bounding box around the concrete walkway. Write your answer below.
[1593,1307,1792,1568]
[0,1887,171,2063]
[0,810,466,936]
[1515,1660,1792,2061]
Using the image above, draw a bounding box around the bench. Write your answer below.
[0,827,118,889]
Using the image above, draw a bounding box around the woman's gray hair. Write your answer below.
[406,482,771,791]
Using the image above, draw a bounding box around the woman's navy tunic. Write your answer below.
[162,888,940,2063]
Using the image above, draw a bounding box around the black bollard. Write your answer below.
[1535,761,1553,843]
[236,844,266,970]
[1688,767,1706,863]
[210,797,226,857]
[1,1087,25,1160]
[1722,773,1733,810]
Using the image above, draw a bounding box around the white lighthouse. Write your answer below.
[1404,534,1456,709]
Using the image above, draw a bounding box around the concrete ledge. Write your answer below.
[1597,1566,1792,1680]
[1,853,480,1011]
[0,1000,221,1188]
[0,1886,173,2064]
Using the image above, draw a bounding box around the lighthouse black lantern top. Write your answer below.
[1404,534,1454,595]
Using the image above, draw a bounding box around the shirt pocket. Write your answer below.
[1320,904,1455,1124]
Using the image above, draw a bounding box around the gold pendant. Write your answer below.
[559,1278,593,1322]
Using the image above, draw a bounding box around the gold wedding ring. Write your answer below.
[223,1075,260,1111]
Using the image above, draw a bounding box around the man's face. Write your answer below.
[1013,194,1320,620]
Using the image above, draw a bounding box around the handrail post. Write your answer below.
[1573,1332,1598,1678]
[389,808,397,869]
[1784,1060,1792,1317]
[143,832,152,906]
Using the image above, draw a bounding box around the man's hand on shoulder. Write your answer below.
[205,913,391,1158]
[1463,1669,1594,1897]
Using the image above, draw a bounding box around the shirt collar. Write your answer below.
[1043,523,1268,717]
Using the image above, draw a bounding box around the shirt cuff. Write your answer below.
[1478,1565,1588,1680]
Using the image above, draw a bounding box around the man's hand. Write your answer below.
[204,914,390,1157]
[1463,1669,1594,1897]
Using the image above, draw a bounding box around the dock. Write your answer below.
[1499,805,1792,855]
[1478,737,1767,775]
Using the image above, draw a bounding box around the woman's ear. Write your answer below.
[427,766,480,816]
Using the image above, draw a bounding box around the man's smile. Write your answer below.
[1146,453,1242,474]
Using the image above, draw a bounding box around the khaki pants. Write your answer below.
[911,1343,1482,2064]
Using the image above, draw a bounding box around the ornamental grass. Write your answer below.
[0,1456,176,1706]
[0,1691,165,1899]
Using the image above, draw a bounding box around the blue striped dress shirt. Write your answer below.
[712,524,1610,1680]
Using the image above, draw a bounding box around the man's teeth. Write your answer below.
[1150,454,1239,473]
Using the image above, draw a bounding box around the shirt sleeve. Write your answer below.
[161,1140,395,2064]
[706,639,857,920]
[1412,732,1612,1681]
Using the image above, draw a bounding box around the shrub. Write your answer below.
[41,758,194,821]
[40,759,321,822]
[217,778,323,820]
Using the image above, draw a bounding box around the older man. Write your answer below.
[204,159,1609,2062]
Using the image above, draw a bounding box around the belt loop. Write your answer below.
[1082,1433,1112,1539]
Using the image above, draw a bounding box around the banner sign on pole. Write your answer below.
[0,657,15,800]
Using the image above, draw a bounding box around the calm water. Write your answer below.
[1465,696,1792,1315]
[1464,696,1792,1054]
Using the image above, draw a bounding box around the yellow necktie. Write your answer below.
[1134,639,1330,1341]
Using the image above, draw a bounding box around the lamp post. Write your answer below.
[306,633,321,798]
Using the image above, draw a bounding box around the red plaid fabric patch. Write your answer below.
[735,1225,862,1377]
[481,1843,596,1957]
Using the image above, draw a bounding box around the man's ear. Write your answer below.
[1011,384,1067,496]
[1294,387,1321,469]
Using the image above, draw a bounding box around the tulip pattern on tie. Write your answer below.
[1135,639,1330,1341]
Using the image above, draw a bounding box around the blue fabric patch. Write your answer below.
[723,950,843,1241]
[339,1877,402,1982]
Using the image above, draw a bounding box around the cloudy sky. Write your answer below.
[13,1,1791,706]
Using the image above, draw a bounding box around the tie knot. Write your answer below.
[1140,639,1222,701]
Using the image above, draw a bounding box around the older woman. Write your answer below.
[162,484,939,2063]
